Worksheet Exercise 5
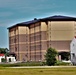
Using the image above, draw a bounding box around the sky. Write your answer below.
[0,0,76,48]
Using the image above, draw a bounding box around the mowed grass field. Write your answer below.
[0,67,76,75]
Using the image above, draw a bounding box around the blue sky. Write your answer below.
[0,0,76,48]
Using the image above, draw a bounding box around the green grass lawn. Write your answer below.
[0,67,76,75]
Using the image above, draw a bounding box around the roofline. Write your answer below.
[41,17,76,21]
[7,15,76,29]
[41,19,76,22]
[7,20,41,29]
[7,19,76,29]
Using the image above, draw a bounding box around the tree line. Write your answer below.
[0,48,9,56]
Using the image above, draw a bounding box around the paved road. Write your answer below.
[10,66,76,68]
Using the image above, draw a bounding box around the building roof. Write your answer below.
[41,15,76,21]
[18,19,40,25]
[7,19,40,29]
[8,15,76,29]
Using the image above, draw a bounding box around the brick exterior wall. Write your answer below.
[8,20,75,61]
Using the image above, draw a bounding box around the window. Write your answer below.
[72,53,75,58]
[73,44,74,46]
[14,29,16,34]
[14,38,16,43]
[12,39,13,43]
[15,47,17,51]
[26,46,28,51]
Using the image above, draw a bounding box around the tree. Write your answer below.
[45,47,58,66]
[0,48,9,55]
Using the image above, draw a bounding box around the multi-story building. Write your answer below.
[8,15,76,61]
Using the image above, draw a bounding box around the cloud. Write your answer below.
[0,0,14,7]
[0,20,13,27]
[0,0,76,27]
[0,0,63,15]
[0,0,32,8]
[0,12,13,17]
[0,0,61,10]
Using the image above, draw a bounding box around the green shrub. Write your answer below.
[45,47,58,66]
[55,61,70,66]
[1,58,6,62]
[40,62,46,66]
[0,61,46,67]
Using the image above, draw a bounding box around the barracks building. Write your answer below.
[8,15,76,61]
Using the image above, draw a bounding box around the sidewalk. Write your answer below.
[10,66,76,68]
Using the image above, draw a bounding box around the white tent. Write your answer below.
[70,37,76,65]
[7,56,16,62]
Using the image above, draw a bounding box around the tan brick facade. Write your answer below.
[8,15,76,61]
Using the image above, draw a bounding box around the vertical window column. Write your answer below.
[29,27,31,61]
[34,24,36,61]
[39,23,42,61]
[18,27,20,60]
[49,21,51,47]
[25,27,28,61]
